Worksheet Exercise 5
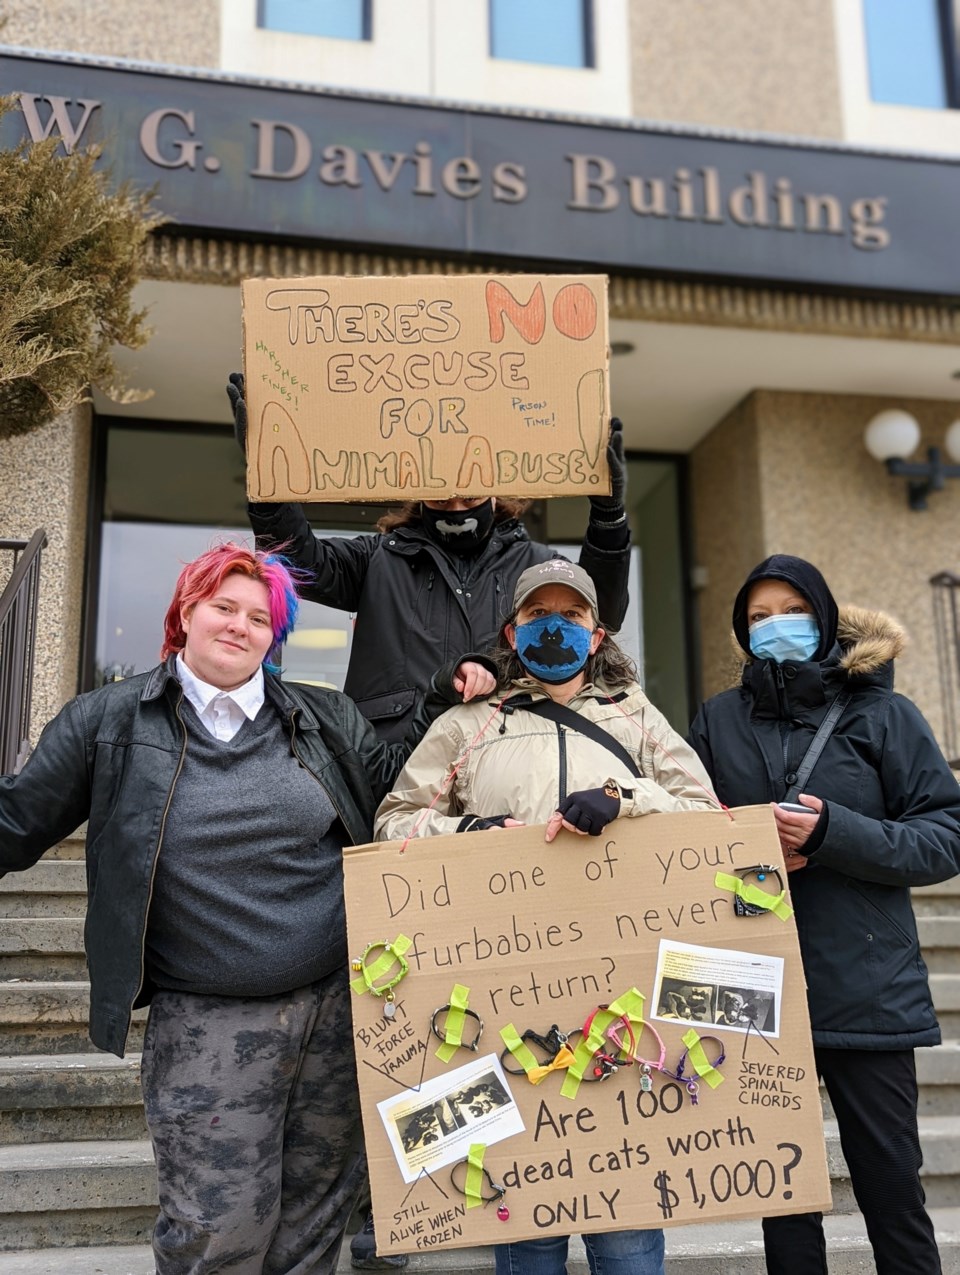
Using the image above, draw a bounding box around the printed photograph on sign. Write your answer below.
[241,273,610,502]
[651,940,783,1036]
[378,1054,524,1183]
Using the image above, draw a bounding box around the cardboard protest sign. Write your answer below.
[241,274,610,502]
[343,806,831,1255]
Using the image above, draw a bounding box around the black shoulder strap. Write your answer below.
[784,692,851,802]
[511,696,642,779]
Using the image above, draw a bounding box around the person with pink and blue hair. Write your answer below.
[0,541,494,1275]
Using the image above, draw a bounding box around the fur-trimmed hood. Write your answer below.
[835,605,907,676]
[729,604,908,684]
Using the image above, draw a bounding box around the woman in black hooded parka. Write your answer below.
[688,554,960,1275]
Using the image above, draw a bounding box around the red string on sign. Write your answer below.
[601,694,733,821]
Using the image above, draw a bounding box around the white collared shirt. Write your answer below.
[175,654,266,742]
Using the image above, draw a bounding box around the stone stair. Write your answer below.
[1,833,959,1271]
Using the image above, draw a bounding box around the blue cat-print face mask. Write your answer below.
[749,614,820,664]
[514,614,594,683]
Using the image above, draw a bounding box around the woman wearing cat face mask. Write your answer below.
[688,554,960,1275]
[374,559,718,1275]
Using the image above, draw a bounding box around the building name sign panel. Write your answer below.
[2,51,959,295]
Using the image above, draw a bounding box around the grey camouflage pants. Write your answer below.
[140,969,365,1274]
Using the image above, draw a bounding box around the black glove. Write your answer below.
[555,785,621,836]
[457,814,513,833]
[225,371,247,456]
[588,418,626,520]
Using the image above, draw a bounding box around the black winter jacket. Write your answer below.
[0,657,457,1057]
[689,607,960,1050]
[249,502,630,741]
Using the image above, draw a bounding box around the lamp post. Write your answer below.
[864,410,960,511]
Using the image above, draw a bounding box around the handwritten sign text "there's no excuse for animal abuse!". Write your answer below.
[242,273,610,502]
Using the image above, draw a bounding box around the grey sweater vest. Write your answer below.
[145,700,347,997]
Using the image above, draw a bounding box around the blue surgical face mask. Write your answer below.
[514,614,594,683]
[749,614,820,664]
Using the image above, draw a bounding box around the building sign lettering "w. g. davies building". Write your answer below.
[3,48,959,295]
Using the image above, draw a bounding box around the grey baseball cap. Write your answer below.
[512,559,598,615]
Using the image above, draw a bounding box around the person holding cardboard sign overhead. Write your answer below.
[688,554,960,1275]
[374,559,720,1275]
[226,373,631,745]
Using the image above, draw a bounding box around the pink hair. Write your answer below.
[160,543,300,661]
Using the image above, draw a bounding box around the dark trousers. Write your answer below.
[762,1047,941,1275]
[141,969,366,1274]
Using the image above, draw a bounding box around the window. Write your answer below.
[489,0,593,69]
[862,0,956,108]
[543,455,693,731]
[258,0,371,42]
[86,419,385,691]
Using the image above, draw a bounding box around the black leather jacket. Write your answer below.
[249,503,630,741]
[0,657,456,1057]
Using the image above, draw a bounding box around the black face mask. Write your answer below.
[420,500,495,553]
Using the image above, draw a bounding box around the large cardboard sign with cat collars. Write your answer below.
[241,273,610,501]
[343,805,831,1254]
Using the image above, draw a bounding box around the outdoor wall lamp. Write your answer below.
[864,409,960,511]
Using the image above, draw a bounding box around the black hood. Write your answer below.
[732,554,838,663]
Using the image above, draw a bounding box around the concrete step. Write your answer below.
[0,862,87,918]
[932,973,960,1014]
[0,982,145,1055]
[0,918,87,980]
[920,916,960,973]
[916,1042,960,1115]
[913,876,960,916]
[819,1041,960,1120]
[0,1140,157,1250]
[1,1209,959,1272]
[40,832,86,862]
[0,1054,146,1145]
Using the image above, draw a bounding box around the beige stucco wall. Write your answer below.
[2,0,219,68]
[692,389,960,747]
[630,0,844,139]
[690,394,766,696]
[0,404,92,739]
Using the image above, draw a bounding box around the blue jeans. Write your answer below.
[495,1229,665,1275]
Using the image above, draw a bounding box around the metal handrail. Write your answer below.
[0,529,47,774]
[931,570,960,769]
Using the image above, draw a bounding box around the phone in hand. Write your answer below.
[778,801,814,815]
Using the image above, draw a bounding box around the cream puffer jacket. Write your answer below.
[374,679,720,842]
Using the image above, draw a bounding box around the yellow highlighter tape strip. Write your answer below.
[715,872,793,921]
[350,934,413,995]
[436,984,470,1062]
[682,1027,725,1089]
[464,1143,487,1209]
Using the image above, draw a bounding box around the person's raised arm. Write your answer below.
[580,418,631,630]
[227,372,376,611]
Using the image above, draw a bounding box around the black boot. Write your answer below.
[349,1210,409,1270]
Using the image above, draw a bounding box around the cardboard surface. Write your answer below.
[344,806,832,1254]
[241,274,610,501]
